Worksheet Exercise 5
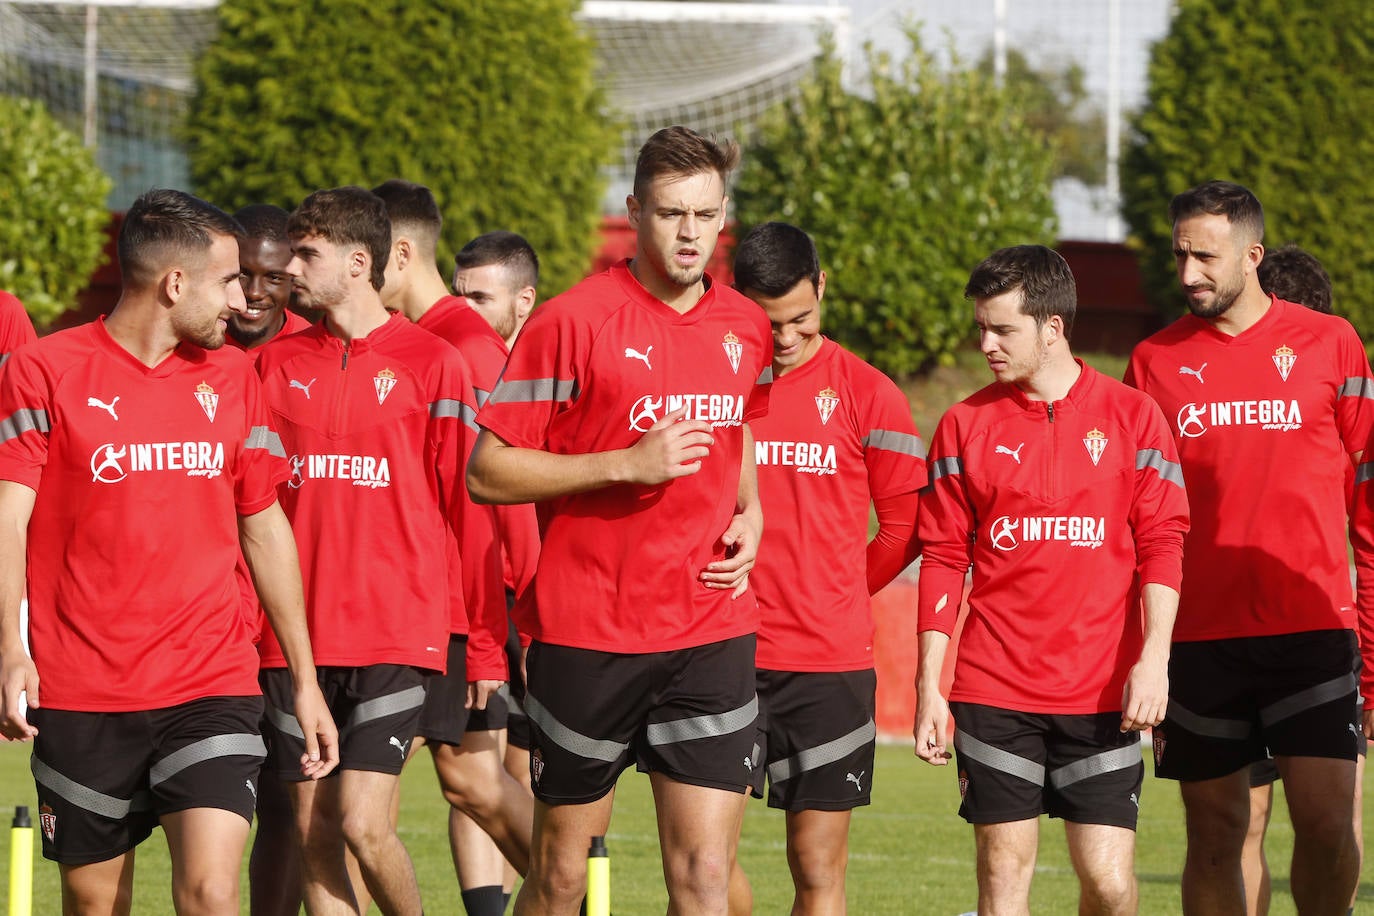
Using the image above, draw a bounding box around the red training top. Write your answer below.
[0,291,37,373]
[255,314,499,676]
[750,338,926,671]
[919,363,1189,714]
[1126,297,1373,642]
[0,318,286,710]
[477,261,772,652]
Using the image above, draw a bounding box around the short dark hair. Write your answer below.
[1169,180,1265,244]
[287,186,391,291]
[232,204,289,244]
[965,245,1077,339]
[454,231,539,290]
[118,188,242,289]
[1257,244,1332,314]
[731,222,820,297]
[371,179,443,252]
[633,126,740,200]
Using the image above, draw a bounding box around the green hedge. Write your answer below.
[186,0,615,297]
[0,97,111,326]
[733,32,1058,377]
[1122,0,1374,335]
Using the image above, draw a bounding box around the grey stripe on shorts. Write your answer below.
[524,694,629,763]
[1259,672,1358,728]
[1048,743,1142,790]
[767,719,876,785]
[1165,700,1253,741]
[265,701,305,740]
[646,695,758,747]
[954,729,1045,786]
[150,733,266,788]
[32,757,151,820]
[348,685,427,727]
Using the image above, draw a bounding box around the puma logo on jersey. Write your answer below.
[846,771,865,792]
[389,736,410,758]
[1178,363,1207,383]
[290,378,317,399]
[995,442,1025,464]
[624,345,653,370]
[87,396,119,420]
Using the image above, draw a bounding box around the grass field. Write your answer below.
[2,739,1372,914]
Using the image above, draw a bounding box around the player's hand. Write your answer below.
[1120,657,1169,732]
[0,648,39,741]
[1364,707,1374,741]
[701,509,761,597]
[292,682,339,779]
[914,688,952,766]
[625,407,714,485]
[520,643,530,687]
[466,679,504,711]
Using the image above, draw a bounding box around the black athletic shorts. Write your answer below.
[261,664,425,778]
[1154,630,1361,782]
[950,702,1144,830]
[418,635,478,744]
[30,696,265,865]
[750,669,876,811]
[524,635,758,804]
[502,612,531,751]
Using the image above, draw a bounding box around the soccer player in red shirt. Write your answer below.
[917,245,1187,915]
[725,222,925,914]
[257,186,482,914]
[228,205,312,351]
[453,231,538,350]
[469,126,772,916]
[1127,181,1372,914]
[0,188,336,913]
[374,179,532,916]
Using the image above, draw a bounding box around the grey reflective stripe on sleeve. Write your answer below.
[756,366,774,385]
[149,733,267,789]
[928,455,963,484]
[646,695,758,747]
[954,729,1045,786]
[766,719,876,784]
[1136,448,1184,488]
[1358,461,1374,486]
[1259,672,1358,728]
[1048,743,1142,790]
[31,756,151,820]
[265,701,305,740]
[244,425,287,458]
[347,685,427,727]
[430,398,479,433]
[0,408,49,444]
[1165,700,1253,740]
[862,429,928,459]
[473,387,492,408]
[489,377,577,405]
[0,353,10,368]
[524,695,629,763]
[1340,377,1374,400]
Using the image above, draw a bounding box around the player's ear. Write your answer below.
[394,237,411,271]
[816,270,826,303]
[626,194,642,229]
[161,267,184,304]
[349,247,367,279]
[720,195,729,229]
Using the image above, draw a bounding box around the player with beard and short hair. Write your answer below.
[468,126,773,916]
[372,178,531,916]
[917,245,1187,916]
[228,205,312,351]
[453,232,539,348]
[0,188,336,913]
[1127,180,1374,915]
[726,222,926,915]
[255,185,484,915]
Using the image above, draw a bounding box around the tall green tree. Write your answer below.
[1122,0,1374,332]
[186,0,615,296]
[733,32,1058,377]
[0,97,111,325]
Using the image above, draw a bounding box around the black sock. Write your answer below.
[461,885,506,916]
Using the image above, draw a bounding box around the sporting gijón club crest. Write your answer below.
[815,387,839,425]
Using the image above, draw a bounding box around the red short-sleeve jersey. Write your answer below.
[477,261,772,652]
[255,315,480,672]
[918,364,1189,714]
[0,318,287,711]
[750,339,926,671]
[1126,297,1373,641]
[0,291,37,373]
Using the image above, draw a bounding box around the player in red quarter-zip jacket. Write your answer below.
[1128,181,1374,915]
[916,245,1187,916]
[256,186,482,914]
